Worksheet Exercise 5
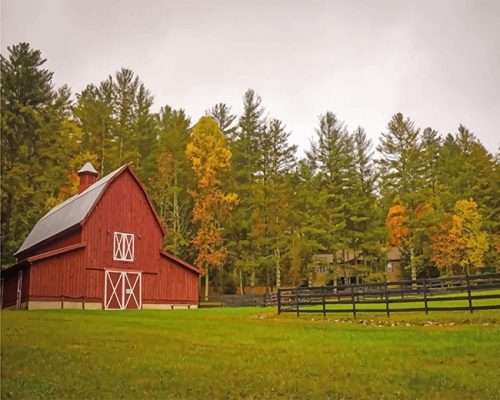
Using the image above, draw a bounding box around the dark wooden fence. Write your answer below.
[277,273,500,317]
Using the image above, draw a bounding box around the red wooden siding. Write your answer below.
[29,248,87,300]
[155,256,199,304]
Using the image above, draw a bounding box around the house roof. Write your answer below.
[15,164,165,256]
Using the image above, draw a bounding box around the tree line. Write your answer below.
[2,43,498,295]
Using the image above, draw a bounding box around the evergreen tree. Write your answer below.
[378,113,434,281]
[307,112,356,278]
[1,43,78,265]
[207,103,237,140]
[225,89,267,292]
[149,106,194,260]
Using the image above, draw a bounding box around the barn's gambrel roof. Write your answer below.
[15,164,166,256]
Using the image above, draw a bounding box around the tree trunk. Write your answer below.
[239,268,244,295]
[276,248,281,290]
[410,246,417,287]
[265,266,270,294]
[173,171,178,253]
[219,266,223,294]
[204,267,209,301]
[250,268,255,294]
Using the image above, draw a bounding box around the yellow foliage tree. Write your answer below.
[186,116,238,299]
[451,199,488,274]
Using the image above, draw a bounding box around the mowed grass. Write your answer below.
[2,307,500,400]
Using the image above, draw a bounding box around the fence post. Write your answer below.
[385,281,390,318]
[466,274,473,314]
[295,287,300,317]
[351,284,356,318]
[423,277,428,315]
[61,296,64,310]
[277,289,281,315]
[322,286,326,318]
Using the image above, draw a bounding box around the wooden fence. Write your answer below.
[277,273,500,317]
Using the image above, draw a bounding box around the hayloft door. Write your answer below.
[104,270,142,310]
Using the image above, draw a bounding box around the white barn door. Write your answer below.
[104,270,142,310]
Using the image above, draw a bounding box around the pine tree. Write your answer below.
[250,118,297,290]
[148,106,194,260]
[225,89,267,292]
[378,113,434,281]
[207,103,237,140]
[306,112,356,279]
[1,43,77,265]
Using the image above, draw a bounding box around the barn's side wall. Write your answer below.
[149,255,199,305]
[28,248,90,302]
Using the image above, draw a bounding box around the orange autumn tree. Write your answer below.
[186,116,238,300]
[386,201,434,281]
[386,204,409,248]
[431,213,463,276]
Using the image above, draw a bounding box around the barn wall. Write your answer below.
[152,256,199,304]
[81,170,164,276]
[28,248,89,301]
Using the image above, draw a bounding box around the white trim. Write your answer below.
[113,232,135,262]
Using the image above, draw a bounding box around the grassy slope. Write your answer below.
[1,308,499,400]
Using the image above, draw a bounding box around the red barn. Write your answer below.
[1,163,201,310]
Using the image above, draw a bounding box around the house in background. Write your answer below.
[312,247,403,286]
[1,163,201,310]
[384,247,403,281]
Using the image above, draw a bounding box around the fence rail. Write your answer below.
[277,273,500,317]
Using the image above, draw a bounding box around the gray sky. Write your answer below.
[2,0,499,155]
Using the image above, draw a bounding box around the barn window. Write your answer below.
[113,232,135,262]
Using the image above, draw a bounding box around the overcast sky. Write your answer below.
[2,0,499,154]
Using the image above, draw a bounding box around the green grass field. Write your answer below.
[2,307,500,399]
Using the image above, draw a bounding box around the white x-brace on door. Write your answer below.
[104,270,142,310]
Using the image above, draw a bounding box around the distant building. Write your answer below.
[312,247,403,286]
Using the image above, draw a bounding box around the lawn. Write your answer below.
[1,307,500,399]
